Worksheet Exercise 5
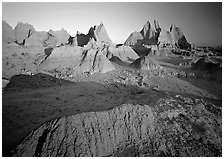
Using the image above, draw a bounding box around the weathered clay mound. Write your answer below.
[14,22,35,45]
[77,47,115,74]
[4,73,73,91]
[39,43,115,75]
[12,95,221,157]
[107,45,139,62]
[39,45,84,71]
[2,20,15,44]
[130,55,162,70]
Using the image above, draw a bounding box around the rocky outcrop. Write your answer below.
[39,45,84,71]
[170,25,190,49]
[44,29,70,46]
[73,23,114,46]
[12,95,222,157]
[76,39,115,74]
[2,20,15,44]
[94,22,113,45]
[25,31,48,46]
[124,20,161,47]
[2,20,71,47]
[25,28,70,47]
[124,20,161,56]
[25,38,138,76]
[159,25,190,50]
[39,40,115,75]
[130,55,162,70]
[14,22,35,45]
[103,45,139,62]
[125,21,191,54]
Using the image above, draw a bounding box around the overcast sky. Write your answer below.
[2,2,222,46]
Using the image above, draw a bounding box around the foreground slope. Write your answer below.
[13,96,221,157]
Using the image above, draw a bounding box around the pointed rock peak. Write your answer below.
[99,21,104,27]
[95,22,106,31]
[143,21,151,28]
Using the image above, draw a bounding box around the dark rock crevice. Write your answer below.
[34,129,50,157]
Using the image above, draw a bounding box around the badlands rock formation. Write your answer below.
[12,96,221,157]
[124,20,161,47]
[24,31,48,46]
[2,20,140,77]
[39,40,115,75]
[2,20,71,47]
[2,20,15,44]
[25,29,70,47]
[102,45,139,62]
[14,22,35,45]
[73,22,114,46]
[159,24,191,49]
[124,20,191,55]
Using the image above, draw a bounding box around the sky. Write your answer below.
[2,2,222,46]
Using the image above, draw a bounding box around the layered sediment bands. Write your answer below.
[13,96,222,157]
